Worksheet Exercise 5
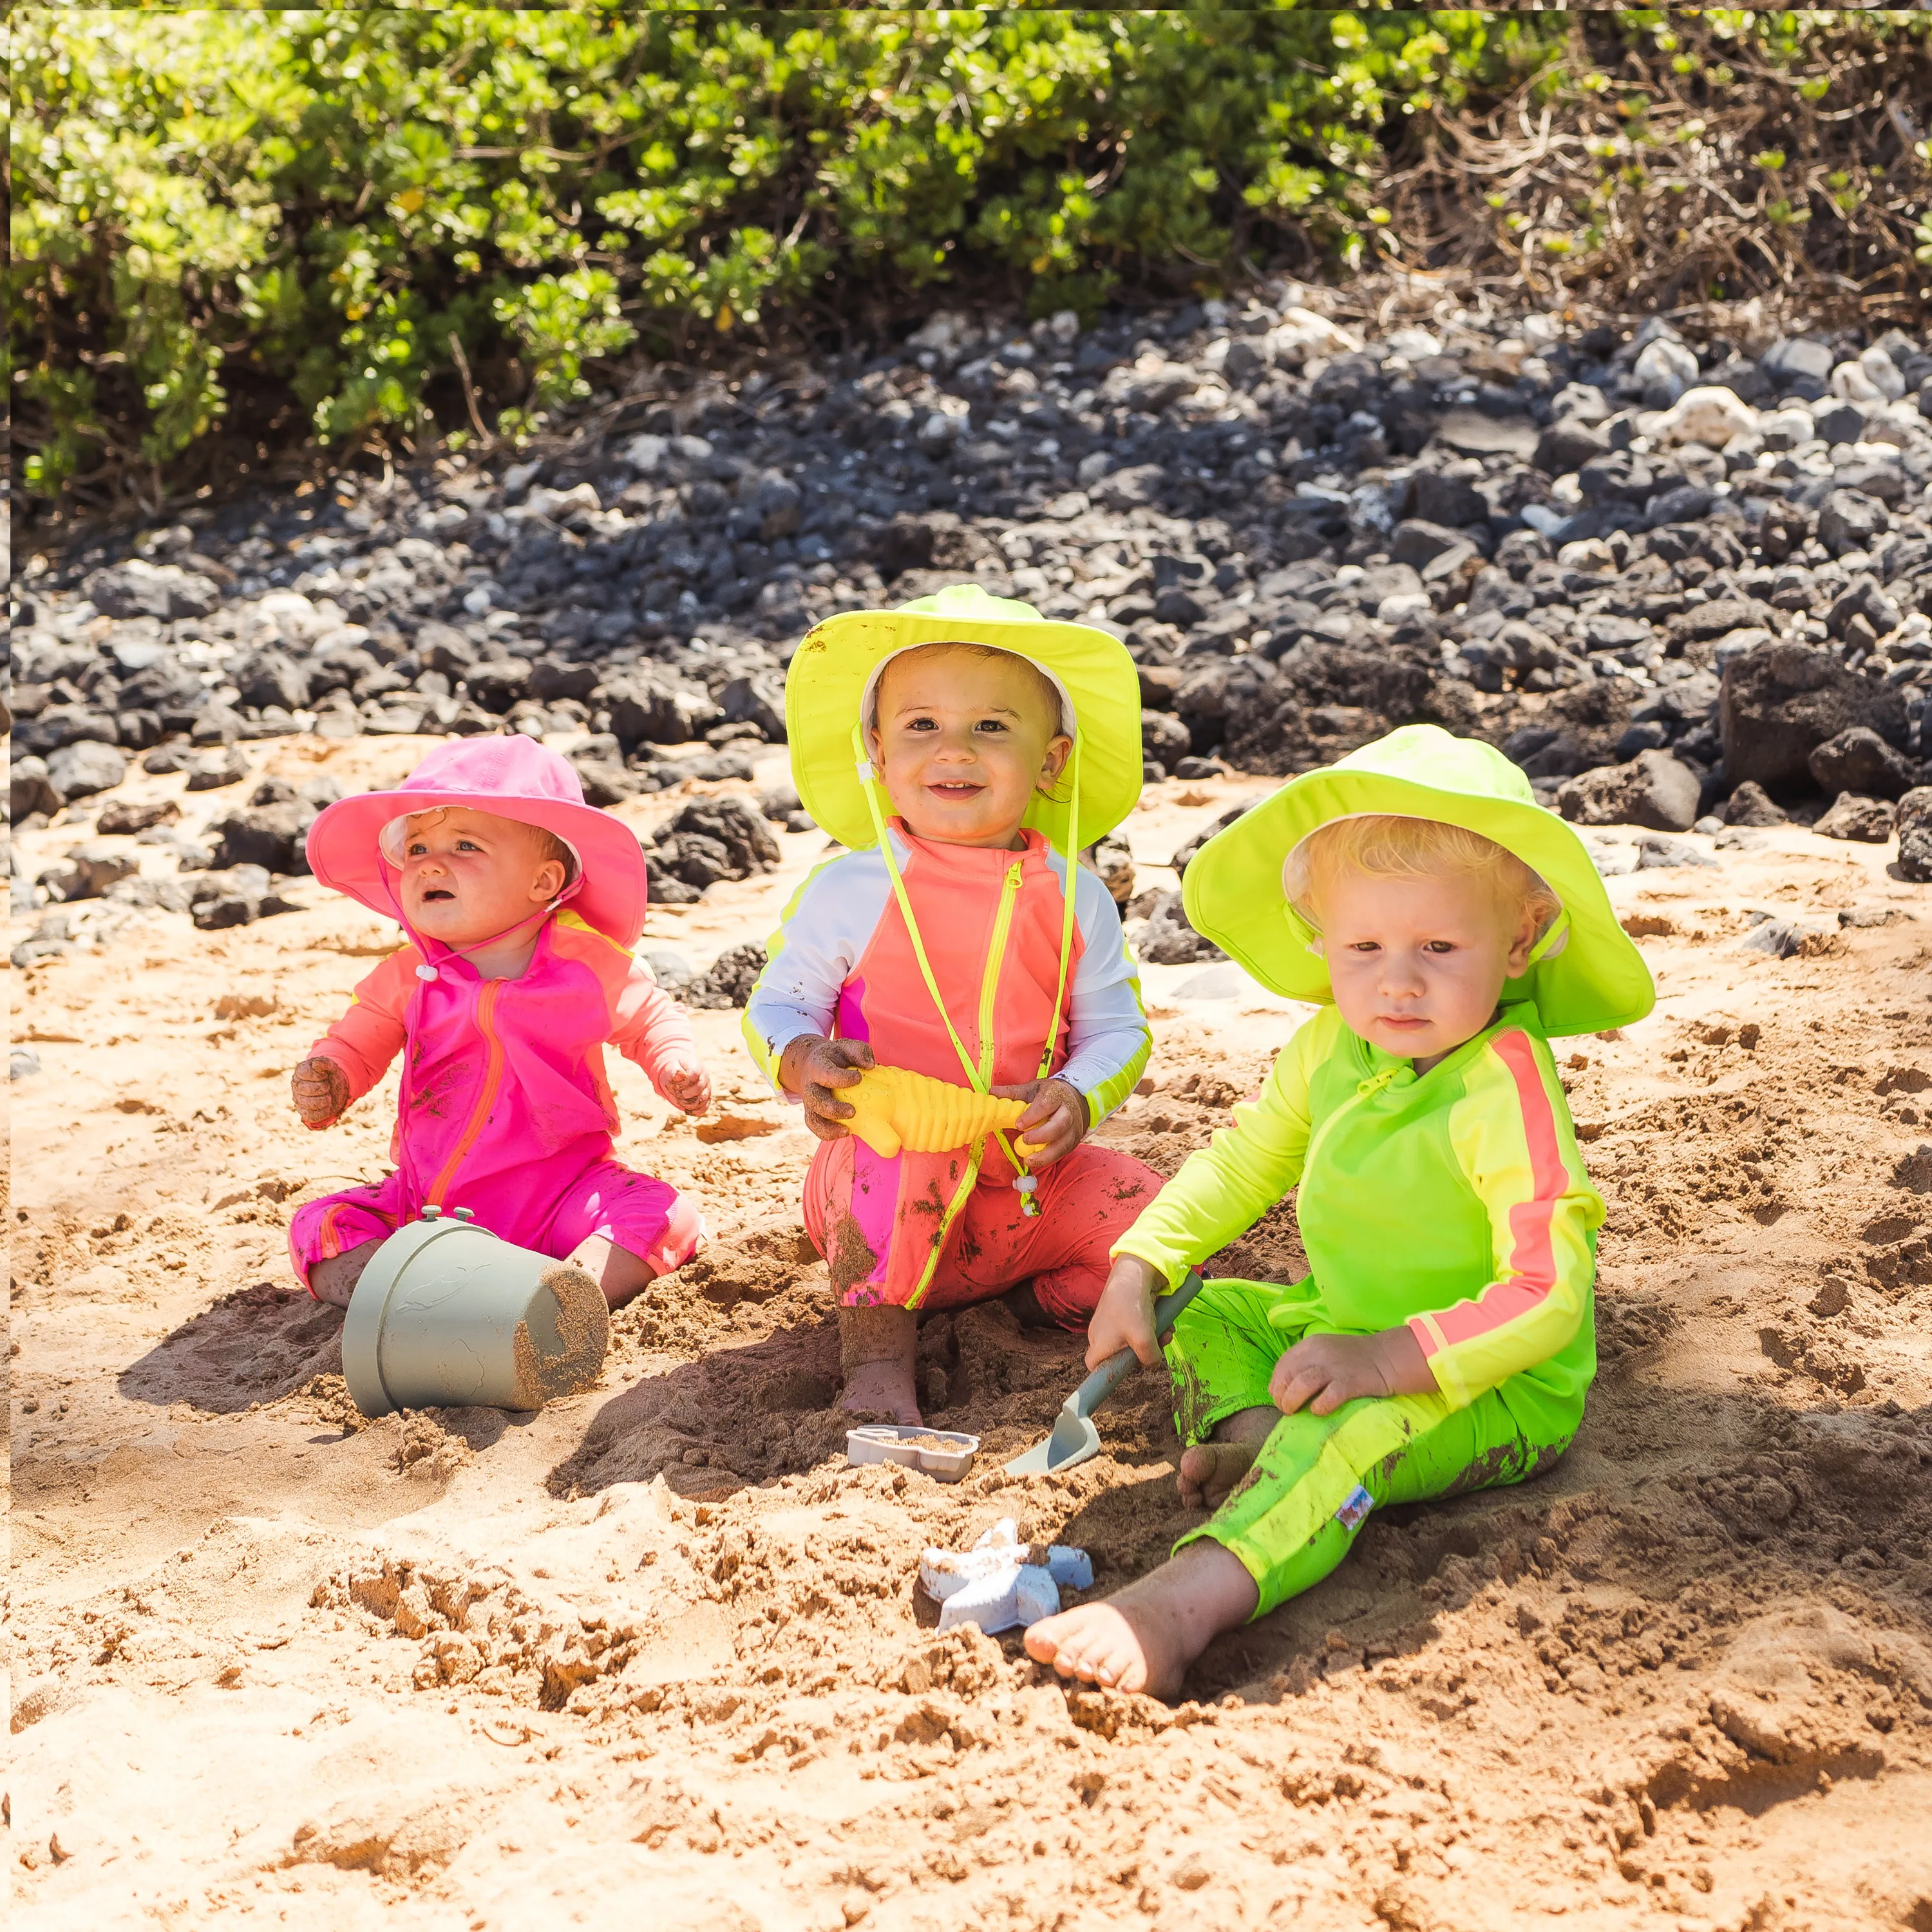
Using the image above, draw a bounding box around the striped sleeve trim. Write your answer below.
[1410,1028,1597,1408]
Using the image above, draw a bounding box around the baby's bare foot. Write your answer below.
[1025,1543,1260,1702]
[838,1358,921,1426]
[1024,1597,1182,1698]
[1177,1441,1256,1511]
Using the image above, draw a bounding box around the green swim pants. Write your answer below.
[1162,1277,1580,1619]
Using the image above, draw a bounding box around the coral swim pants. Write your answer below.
[803,1134,1162,1326]
[287,1159,703,1300]
[1165,1277,1582,1618]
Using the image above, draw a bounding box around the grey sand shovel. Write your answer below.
[1005,1271,1204,1476]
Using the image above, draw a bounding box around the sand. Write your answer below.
[10,735,1932,1931]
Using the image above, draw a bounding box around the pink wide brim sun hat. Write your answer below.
[305,735,650,950]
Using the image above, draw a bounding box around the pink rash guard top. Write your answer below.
[304,910,697,1243]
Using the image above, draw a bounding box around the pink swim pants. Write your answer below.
[287,1159,703,1299]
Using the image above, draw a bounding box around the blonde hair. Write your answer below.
[1284,814,1558,933]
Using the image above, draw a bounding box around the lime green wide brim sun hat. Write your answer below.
[1182,724,1656,1038]
[786,583,1143,852]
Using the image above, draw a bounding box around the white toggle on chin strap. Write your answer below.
[411,896,565,983]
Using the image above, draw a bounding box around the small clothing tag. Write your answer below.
[1334,1484,1375,1532]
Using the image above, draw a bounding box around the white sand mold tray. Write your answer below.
[845,1423,980,1482]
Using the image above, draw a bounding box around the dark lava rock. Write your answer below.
[1720,643,1909,799]
[1556,750,1700,832]
[1813,793,1895,842]
[1808,725,1917,801]
[1135,889,1226,966]
[1896,788,1932,882]
[645,795,782,895]
[207,801,312,875]
[187,866,299,931]
[681,942,768,1010]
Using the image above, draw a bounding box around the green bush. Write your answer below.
[10,7,1930,504]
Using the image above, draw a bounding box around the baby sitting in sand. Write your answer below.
[744,583,1162,1422]
[1026,726,1655,1698]
[288,736,711,1311]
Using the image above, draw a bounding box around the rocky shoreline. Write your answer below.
[12,290,1932,969]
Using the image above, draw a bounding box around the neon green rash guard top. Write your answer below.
[1115,999,1604,1443]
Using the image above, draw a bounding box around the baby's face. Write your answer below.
[1317,868,1538,1072]
[397,808,564,947]
[869,647,1070,850]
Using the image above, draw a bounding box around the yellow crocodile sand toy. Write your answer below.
[842,1065,1039,1159]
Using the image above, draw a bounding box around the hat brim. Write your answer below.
[306,788,650,951]
[1180,769,1656,1037]
[787,608,1142,851]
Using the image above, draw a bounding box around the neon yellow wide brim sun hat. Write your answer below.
[1181,723,1656,1037]
[785,582,1143,852]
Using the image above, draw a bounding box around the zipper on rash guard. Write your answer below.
[975,861,1023,1086]
[425,978,506,1211]
[1299,1062,1403,1182]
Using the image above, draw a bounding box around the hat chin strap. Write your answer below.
[849,721,1081,1218]
[1524,905,1571,967]
[388,864,584,983]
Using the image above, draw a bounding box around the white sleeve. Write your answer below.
[741,849,892,1095]
[1048,857,1152,1122]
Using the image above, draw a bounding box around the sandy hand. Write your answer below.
[993,1075,1088,1168]
[1085,1253,1165,1370]
[779,1036,876,1141]
[1268,1327,1436,1417]
[658,1058,712,1116]
[292,1056,350,1130]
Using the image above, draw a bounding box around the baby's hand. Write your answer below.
[658,1058,712,1117]
[994,1075,1088,1168]
[779,1035,876,1141]
[1085,1254,1165,1370]
[1268,1327,1436,1417]
[292,1057,349,1130]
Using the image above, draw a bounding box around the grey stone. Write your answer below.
[1808,726,1917,800]
[1636,833,1717,870]
[38,843,140,902]
[12,755,62,820]
[1721,780,1788,828]
[606,672,721,748]
[232,649,311,712]
[1534,421,1611,477]
[1759,337,1834,402]
[45,741,128,802]
[184,745,251,791]
[1817,489,1889,554]
[1740,918,1832,958]
[1556,751,1700,832]
[12,1046,42,1081]
[84,558,222,621]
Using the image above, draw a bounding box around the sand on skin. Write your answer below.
[10,732,1932,1931]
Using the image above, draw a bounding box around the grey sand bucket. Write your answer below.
[341,1206,610,1418]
